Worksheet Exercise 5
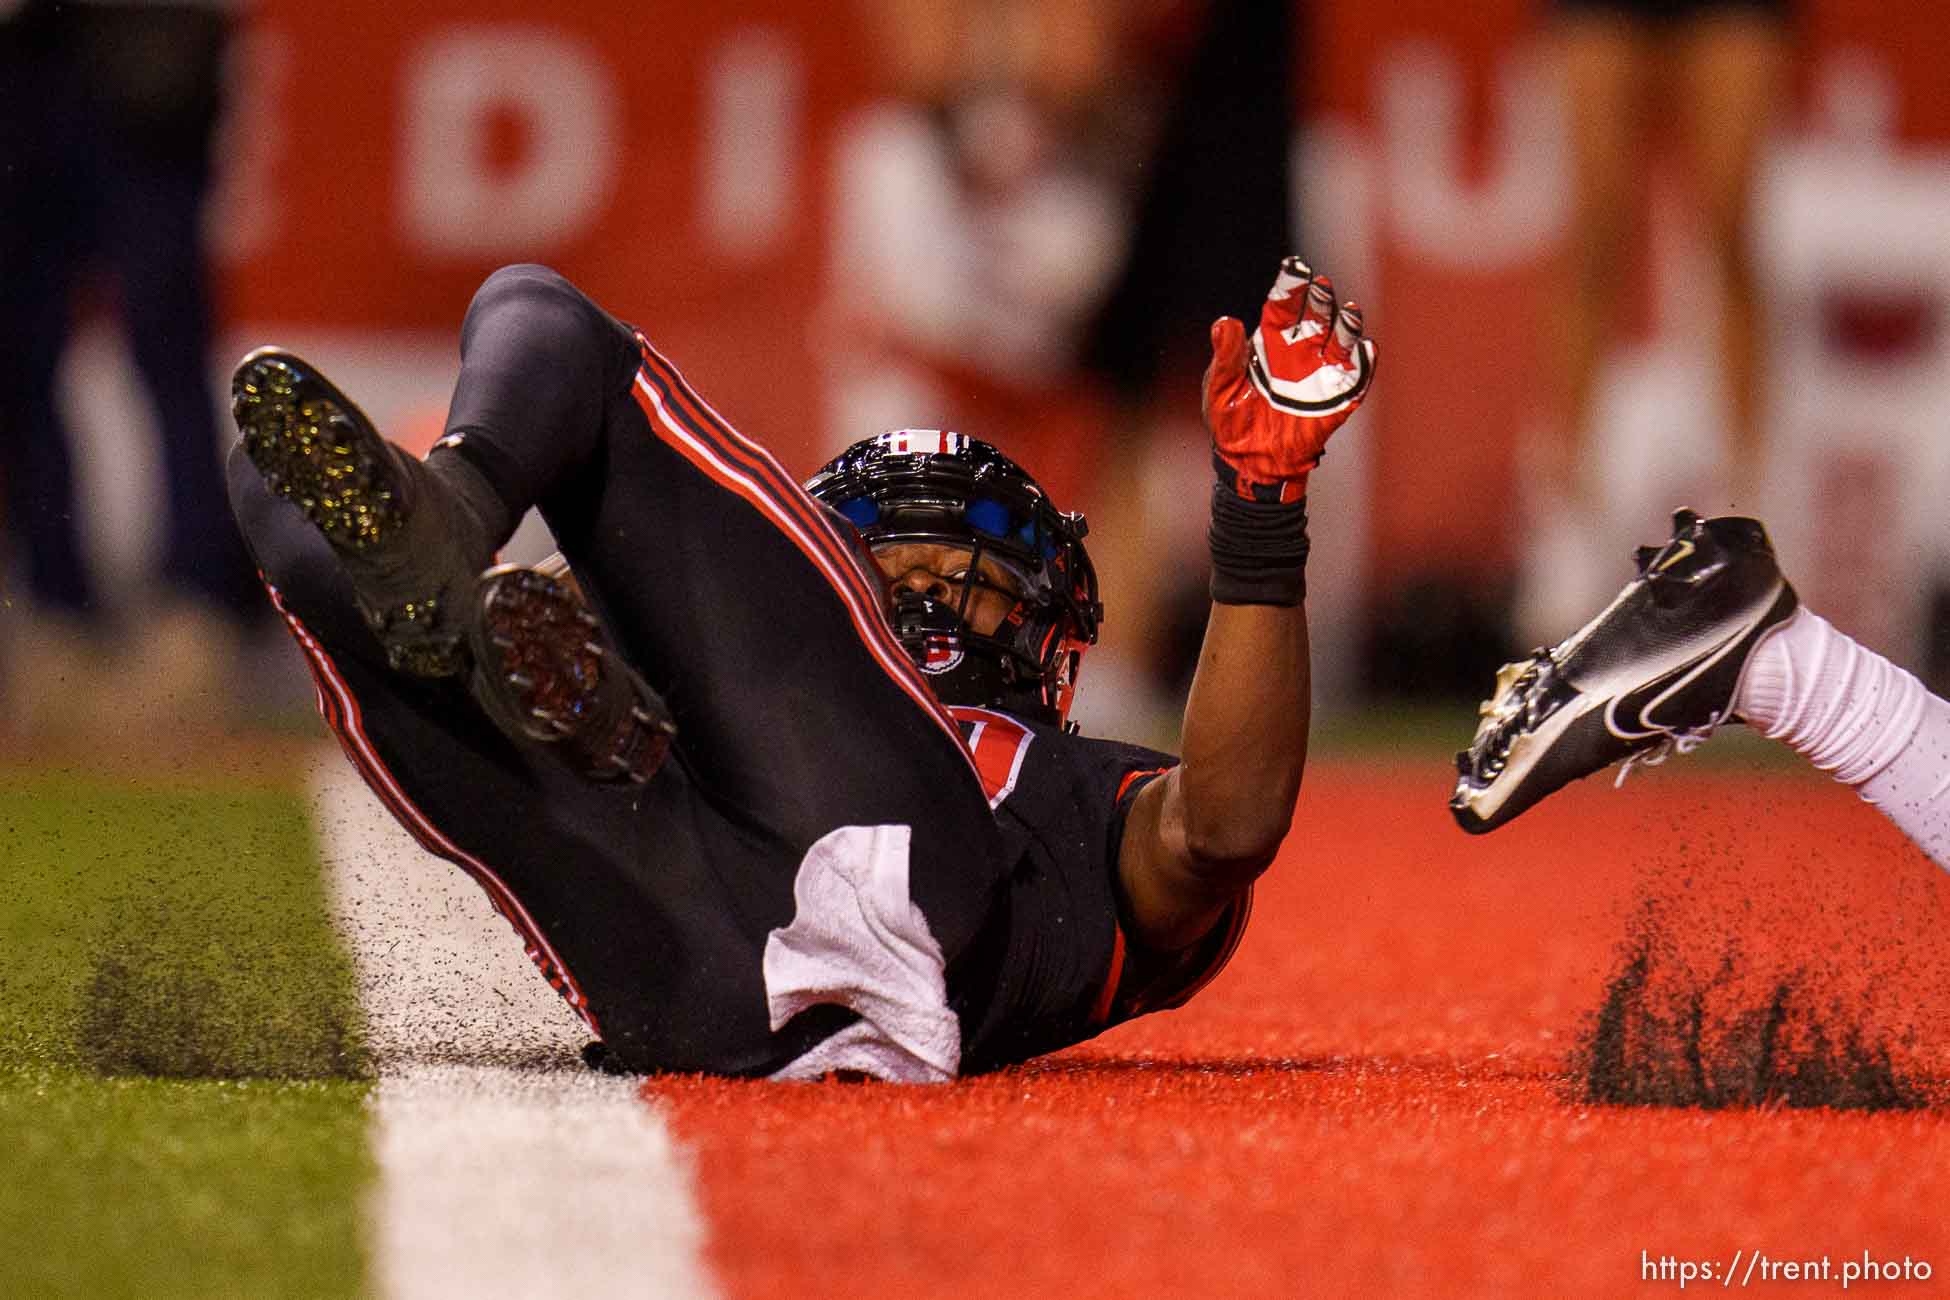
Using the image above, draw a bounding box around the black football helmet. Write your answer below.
[805,430,1102,727]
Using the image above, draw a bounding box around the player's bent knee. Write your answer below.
[464,264,611,355]
[476,262,581,302]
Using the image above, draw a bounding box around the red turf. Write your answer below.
[647,761,1950,1297]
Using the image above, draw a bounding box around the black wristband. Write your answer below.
[1208,470,1310,606]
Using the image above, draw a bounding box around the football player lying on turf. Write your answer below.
[226,257,1375,1080]
[1452,510,1950,873]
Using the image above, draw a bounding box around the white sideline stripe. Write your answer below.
[305,753,718,1300]
[370,1065,717,1300]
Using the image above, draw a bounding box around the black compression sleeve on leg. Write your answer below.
[425,442,520,550]
[437,264,641,516]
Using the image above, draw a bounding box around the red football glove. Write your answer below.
[1203,256,1377,504]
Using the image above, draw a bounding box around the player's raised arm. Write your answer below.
[1118,257,1376,952]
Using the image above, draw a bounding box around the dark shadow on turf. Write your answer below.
[77,891,370,1082]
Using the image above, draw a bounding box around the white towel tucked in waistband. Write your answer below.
[762,823,960,1083]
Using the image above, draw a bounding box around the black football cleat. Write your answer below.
[1451,509,1798,835]
[232,347,492,677]
[468,564,676,784]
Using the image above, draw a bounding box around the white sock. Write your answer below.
[1734,607,1950,872]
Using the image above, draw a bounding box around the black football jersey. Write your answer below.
[948,706,1252,1073]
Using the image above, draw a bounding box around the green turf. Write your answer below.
[0,774,371,1299]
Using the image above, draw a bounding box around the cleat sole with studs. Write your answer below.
[231,346,478,678]
[470,565,675,785]
[232,349,404,555]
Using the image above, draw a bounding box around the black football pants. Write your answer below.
[230,265,1007,1074]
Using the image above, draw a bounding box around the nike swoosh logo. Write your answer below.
[1653,539,1695,573]
[1603,636,1736,741]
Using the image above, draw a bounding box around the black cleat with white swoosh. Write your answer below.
[1451,510,1797,834]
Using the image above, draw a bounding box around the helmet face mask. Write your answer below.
[873,542,1025,636]
[806,430,1101,726]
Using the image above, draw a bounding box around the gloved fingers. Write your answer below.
[1322,301,1364,368]
[1203,315,1252,414]
[1299,275,1337,339]
[1344,336,1379,404]
[1257,256,1314,334]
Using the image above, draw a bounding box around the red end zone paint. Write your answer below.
[647,761,1950,1297]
